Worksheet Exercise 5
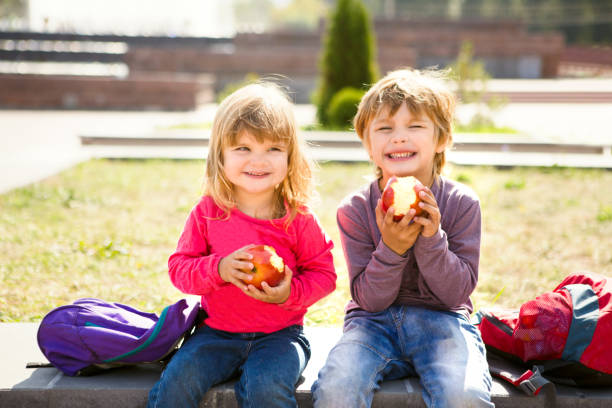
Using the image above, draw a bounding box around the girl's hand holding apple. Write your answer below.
[243,266,292,304]
[218,245,258,291]
[219,244,292,303]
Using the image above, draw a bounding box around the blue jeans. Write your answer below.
[312,306,493,408]
[147,324,310,408]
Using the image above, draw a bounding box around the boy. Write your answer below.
[312,69,493,407]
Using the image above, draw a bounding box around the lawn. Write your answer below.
[1,160,611,325]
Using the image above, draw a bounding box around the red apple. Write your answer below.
[381,176,425,221]
[240,245,286,289]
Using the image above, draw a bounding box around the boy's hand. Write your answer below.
[413,187,441,238]
[375,199,423,255]
[243,266,293,304]
[218,245,257,291]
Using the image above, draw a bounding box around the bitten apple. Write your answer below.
[240,245,286,289]
[381,176,425,221]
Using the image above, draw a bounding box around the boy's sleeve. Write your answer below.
[278,212,336,311]
[413,195,481,309]
[167,205,226,295]
[337,198,412,312]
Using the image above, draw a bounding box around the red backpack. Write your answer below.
[474,272,612,396]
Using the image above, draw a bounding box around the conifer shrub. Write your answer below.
[326,87,364,130]
[315,0,377,127]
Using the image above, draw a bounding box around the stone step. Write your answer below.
[2,323,612,408]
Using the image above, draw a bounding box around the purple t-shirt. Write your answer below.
[337,176,481,318]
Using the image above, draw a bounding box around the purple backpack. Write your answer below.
[37,298,202,376]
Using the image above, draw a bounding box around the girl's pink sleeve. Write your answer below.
[279,213,336,311]
[167,207,226,295]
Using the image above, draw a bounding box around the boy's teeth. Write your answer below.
[389,152,413,158]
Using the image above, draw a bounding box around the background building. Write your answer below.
[0,0,610,109]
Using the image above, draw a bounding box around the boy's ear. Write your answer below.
[362,134,373,159]
[435,132,450,153]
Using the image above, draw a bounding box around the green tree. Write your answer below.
[233,0,274,32]
[326,87,366,130]
[448,41,509,132]
[216,73,261,103]
[0,0,27,19]
[364,0,612,45]
[270,0,328,30]
[315,0,378,127]
[448,41,490,104]
[397,0,450,18]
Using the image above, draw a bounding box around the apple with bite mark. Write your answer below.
[381,176,425,221]
[240,245,286,289]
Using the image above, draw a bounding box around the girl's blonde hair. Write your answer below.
[353,68,456,180]
[205,82,313,223]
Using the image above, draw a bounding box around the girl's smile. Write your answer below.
[222,131,288,216]
[244,170,271,177]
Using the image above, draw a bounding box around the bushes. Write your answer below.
[326,87,364,130]
[216,73,260,103]
[315,0,377,128]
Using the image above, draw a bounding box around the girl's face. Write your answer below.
[222,131,289,206]
[366,102,445,188]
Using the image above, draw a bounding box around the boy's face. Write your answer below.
[366,102,445,188]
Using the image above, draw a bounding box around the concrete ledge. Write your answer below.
[2,323,612,407]
[78,131,612,168]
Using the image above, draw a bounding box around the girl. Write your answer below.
[147,83,336,408]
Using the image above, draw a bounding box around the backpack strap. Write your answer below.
[486,353,554,396]
[561,284,599,362]
[26,362,54,368]
[516,366,552,396]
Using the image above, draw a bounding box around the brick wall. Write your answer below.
[126,18,563,84]
[0,73,214,110]
[559,46,612,77]
[0,19,567,109]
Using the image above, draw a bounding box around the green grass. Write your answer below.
[453,123,519,134]
[158,122,212,131]
[1,160,611,325]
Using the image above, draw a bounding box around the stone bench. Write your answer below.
[2,323,611,407]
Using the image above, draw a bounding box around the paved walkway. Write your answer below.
[0,108,213,194]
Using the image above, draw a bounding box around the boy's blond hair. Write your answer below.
[205,82,313,223]
[353,68,456,180]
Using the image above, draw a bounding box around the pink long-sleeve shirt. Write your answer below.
[168,196,336,333]
[337,176,481,318]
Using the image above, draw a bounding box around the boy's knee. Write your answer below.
[312,341,386,407]
[312,381,365,408]
[312,372,372,408]
[436,385,493,408]
[464,384,493,407]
